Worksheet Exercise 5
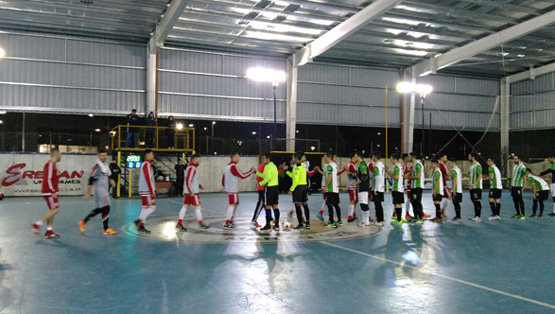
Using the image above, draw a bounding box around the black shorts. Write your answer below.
[325,192,340,206]
[392,191,404,204]
[470,189,482,201]
[452,192,463,203]
[511,187,523,198]
[373,191,384,202]
[411,188,423,203]
[489,189,502,199]
[536,190,549,201]
[292,185,308,203]
[265,186,279,206]
[433,194,443,202]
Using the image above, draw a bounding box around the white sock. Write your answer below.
[440,198,449,211]
[179,205,188,220]
[46,226,52,231]
[226,205,235,222]
[405,201,412,216]
[139,206,155,222]
[320,201,326,212]
[348,204,355,217]
[35,220,43,226]
[362,211,370,225]
[195,207,203,222]
[301,205,306,220]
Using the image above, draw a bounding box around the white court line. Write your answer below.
[320,241,555,310]
[160,198,218,213]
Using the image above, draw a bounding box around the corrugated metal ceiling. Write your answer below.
[0,0,553,78]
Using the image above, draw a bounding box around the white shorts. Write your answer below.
[358,192,369,205]
[550,184,555,197]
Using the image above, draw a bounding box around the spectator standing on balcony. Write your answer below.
[166,115,176,149]
[175,159,185,196]
[109,159,121,198]
[126,109,140,148]
[146,111,157,148]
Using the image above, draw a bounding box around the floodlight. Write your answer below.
[396,82,432,96]
[396,82,414,93]
[246,67,286,85]
[176,123,184,130]
[0,47,5,59]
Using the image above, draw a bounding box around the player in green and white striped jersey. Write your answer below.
[510,155,527,219]
[408,152,425,222]
[468,153,483,222]
[323,152,342,227]
[387,154,404,225]
[448,158,463,220]
[538,154,555,217]
[526,168,550,218]
[372,151,386,226]
[486,158,502,221]
[430,160,444,223]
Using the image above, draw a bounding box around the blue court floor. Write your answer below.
[0,191,554,314]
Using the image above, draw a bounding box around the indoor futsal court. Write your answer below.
[0,0,555,314]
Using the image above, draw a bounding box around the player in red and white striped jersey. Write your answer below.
[176,154,209,230]
[222,152,255,228]
[31,149,62,238]
[438,154,452,218]
[346,154,359,222]
[133,149,156,233]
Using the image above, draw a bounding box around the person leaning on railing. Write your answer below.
[146,111,157,148]
[166,115,176,149]
[126,109,140,148]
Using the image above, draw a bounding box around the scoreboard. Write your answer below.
[126,154,142,169]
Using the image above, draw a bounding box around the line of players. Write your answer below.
[29,148,555,238]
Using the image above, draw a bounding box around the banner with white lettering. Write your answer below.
[0,153,97,196]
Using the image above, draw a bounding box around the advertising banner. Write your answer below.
[0,153,97,196]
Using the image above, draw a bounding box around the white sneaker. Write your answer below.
[470,216,481,222]
[378,221,385,226]
[488,215,501,221]
[360,223,371,228]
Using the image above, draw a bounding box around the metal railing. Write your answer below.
[110,125,195,152]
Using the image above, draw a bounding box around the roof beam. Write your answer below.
[506,62,555,84]
[148,0,191,54]
[409,9,555,77]
[290,0,402,67]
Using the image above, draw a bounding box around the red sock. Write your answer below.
[348,216,352,220]
[177,219,183,225]
[198,220,203,226]
[140,223,145,227]
[225,220,231,225]
[319,209,324,214]
[353,213,357,218]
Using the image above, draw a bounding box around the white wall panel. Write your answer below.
[0,32,145,115]
[349,67,399,88]
[455,77,499,96]
[510,71,555,131]
[158,94,285,121]
[425,93,497,113]
[159,49,224,73]
[158,47,286,121]
[0,59,144,90]
[0,33,65,61]
[299,63,350,85]
[0,85,142,113]
[511,72,554,96]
